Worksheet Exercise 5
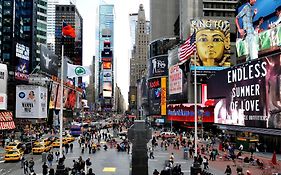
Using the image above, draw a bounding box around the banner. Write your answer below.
[49,83,58,109]
[40,45,59,76]
[0,64,8,110]
[167,104,214,123]
[190,19,231,72]
[16,85,47,118]
[67,63,92,78]
[161,77,167,115]
[103,82,112,98]
[65,89,76,110]
[15,43,30,81]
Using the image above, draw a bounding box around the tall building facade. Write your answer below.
[55,4,83,66]
[150,0,180,41]
[34,0,48,69]
[129,4,150,86]
[47,0,59,52]
[96,4,115,112]
[0,2,2,58]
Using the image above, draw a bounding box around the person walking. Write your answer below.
[70,142,73,152]
[153,169,160,175]
[225,165,232,175]
[47,152,54,167]
[149,146,154,159]
[203,156,209,169]
[49,168,55,175]
[42,162,48,175]
[29,158,35,172]
[85,158,92,173]
[55,151,59,162]
[65,142,69,154]
[23,160,29,175]
[21,154,25,168]
[87,168,96,175]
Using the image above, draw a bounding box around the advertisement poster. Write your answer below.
[40,45,59,76]
[15,43,30,81]
[190,19,231,72]
[49,82,58,109]
[148,78,161,115]
[103,62,112,69]
[147,55,168,78]
[0,64,8,110]
[16,85,47,118]
[65,89,76,110]
[103,82,112,98]
[167,104,214,123]
[0,112,15,130]
[208,53,281,128]
[103,71,112,82]
[169,65,182,95]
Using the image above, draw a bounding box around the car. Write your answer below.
[5,140,22,152]
[64,135,75,143]
[52,138,67,147]
[4,149,24,162]
[160,132,176,138]
[32,142,52,154]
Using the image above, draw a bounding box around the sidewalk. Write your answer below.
[0,147,5,161]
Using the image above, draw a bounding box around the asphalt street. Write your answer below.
[0,136,227,175]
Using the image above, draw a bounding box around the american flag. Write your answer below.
[178,32,196,63]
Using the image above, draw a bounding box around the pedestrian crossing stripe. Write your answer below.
[103,167,116,172]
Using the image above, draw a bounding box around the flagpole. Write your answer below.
[194,50,198,158]
[59,41,64,158]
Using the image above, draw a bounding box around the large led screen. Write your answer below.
[208,53,281,128]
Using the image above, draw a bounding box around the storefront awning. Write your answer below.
[216,124,281,136]
[0,112,15,130]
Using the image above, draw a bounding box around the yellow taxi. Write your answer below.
[4,149,24,161]
[5,141,22,152]
[52,138,67,147]
[32,142,52,154]
[65,135,75,143]
[34,138,52,146]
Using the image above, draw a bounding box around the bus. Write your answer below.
[70,125,82,137]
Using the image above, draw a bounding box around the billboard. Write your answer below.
[169,65,182,95]
[40,45,59,76]
[168,47,188,102]
[65,89,77,110]
[15,43,30,81]
[147,55,168,78]
[49,82,58,109]
[167,103,214,123]
[208,53,281,128]
[103,71,112,82]
[0,64,8,110]
[103,82,112,98]
[190,19,231,72]
[16,85,47,118]
[148,78,161,115]
[103,62,112,69]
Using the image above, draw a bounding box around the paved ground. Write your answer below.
[0,131,281,175]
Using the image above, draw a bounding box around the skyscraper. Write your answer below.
[55,4,83,66]
[96,4,115,112]
[47,0,59,52]
[129,4,150,86]
[128,4,150,114]
[150,0,179,41]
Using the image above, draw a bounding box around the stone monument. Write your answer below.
[128,120,152,175]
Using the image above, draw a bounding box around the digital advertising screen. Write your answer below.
[208,53,281,129]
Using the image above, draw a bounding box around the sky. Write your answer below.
[75,0,150,104]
